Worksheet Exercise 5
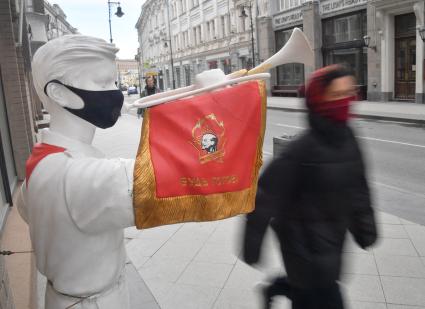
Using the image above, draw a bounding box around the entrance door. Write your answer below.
[394,13,416,101]
[395,37,416,100]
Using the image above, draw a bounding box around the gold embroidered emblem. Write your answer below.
[191,114,225,164]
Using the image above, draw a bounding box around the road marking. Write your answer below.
[357,136,425,149]
[274,123,304,130]
[372,181,425,199]
[272,123,425,149]
[263,151,273,156]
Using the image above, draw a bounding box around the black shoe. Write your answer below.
[261,284,274,309]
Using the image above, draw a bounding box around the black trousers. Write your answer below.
[267,276,344,309]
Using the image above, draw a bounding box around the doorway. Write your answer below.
[394,13,416,101]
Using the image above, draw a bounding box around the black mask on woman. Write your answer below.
[44,80,124,129]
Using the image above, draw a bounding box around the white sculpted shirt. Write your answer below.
[19,129,135,300]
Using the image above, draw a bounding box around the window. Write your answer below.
[26,0,34,12]
[173,3,177,18]
[240,8,246,32]
[275,29,304,85]
[198,25,202,43]
[323,11,366,45]
[208,61,218,69]
[207,22,211,41]
[192,0,199,8]
[184,65,191,86]
[280,0,305,10]
[193,27,197,45]
[211,19,216,39]
[220,16,225,38]
[175,67,181,87]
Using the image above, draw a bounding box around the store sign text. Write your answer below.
[274,10,303,27]
[320,0,367,14]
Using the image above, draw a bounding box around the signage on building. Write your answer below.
[320,0,367,15]
[273,9,303,28]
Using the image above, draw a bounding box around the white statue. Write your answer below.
[18,35,135,309]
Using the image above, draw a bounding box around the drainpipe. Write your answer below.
[18,0,26,46]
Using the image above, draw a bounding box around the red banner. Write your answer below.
[149,81,262,197]
[133,80,267,229]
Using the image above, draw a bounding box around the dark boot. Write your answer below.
[261,276,292,309]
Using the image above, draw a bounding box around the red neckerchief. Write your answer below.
[26,143,66,185]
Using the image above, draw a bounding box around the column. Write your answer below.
[414,1,425,103]
[302,0,322,75]
[366,4,382,101]
[381,13,395,101]
[256,16,274,94]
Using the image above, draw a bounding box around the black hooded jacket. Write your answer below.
[243,113,377,289]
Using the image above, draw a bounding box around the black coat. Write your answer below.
[243,113,377,289]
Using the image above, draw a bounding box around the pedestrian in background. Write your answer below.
[241,65,378,309]
[137,75,160,118]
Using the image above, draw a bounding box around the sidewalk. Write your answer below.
[267,97,425,125]
[94,114,425,309]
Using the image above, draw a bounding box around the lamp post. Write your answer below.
[165,0,176,89]
[240,1,256,68]
[108,0,124,43]
[135,50,142,90]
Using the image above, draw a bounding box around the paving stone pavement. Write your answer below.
[93,113,425,309]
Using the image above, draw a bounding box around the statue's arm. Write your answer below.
[64,157,136,234]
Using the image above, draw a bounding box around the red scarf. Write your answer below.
[305,66,356,123]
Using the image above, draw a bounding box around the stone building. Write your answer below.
[0,0,38,307]
[367,0,424,103]
[43,1,78,40]
[271,0,425,103]
[135,0,267,90]
[0,1,77,308]
[116,59,140,88]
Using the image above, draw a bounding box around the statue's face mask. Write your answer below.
[44,80,124,129]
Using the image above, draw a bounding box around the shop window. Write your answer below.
[275,28,304,86]
[395,13,416,37]
[221,59,231,74]
[208,60,218,69]
[0,68,15,226]
[184,65,191,86]
[324,47,368,86]
[175,67,181,87]
[323,11,366,45]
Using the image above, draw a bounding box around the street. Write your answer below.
[120,94,425,225]
[264,109,425,225]
[93,101,425,308]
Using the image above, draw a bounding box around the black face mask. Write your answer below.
[44,80,124,129]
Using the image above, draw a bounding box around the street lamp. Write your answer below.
[108,1,124,43]
[165,0,176,89]
[363,35,376,52]
[240,2,256,68]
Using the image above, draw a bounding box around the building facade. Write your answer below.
[43,1,78,40]
[367,0,424,103]
[1,1,77,307]
[136,0,269,90]
[271,0,425,103]
[116,59,140,88]
[0,0,39,307]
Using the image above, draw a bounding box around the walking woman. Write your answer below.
[242,65,378,309]
[137,75,160,118]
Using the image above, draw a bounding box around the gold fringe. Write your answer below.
[133,81,267,229]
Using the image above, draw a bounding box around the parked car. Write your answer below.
[127,86,138,95]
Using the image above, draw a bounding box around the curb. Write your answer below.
[267,106,425,126]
